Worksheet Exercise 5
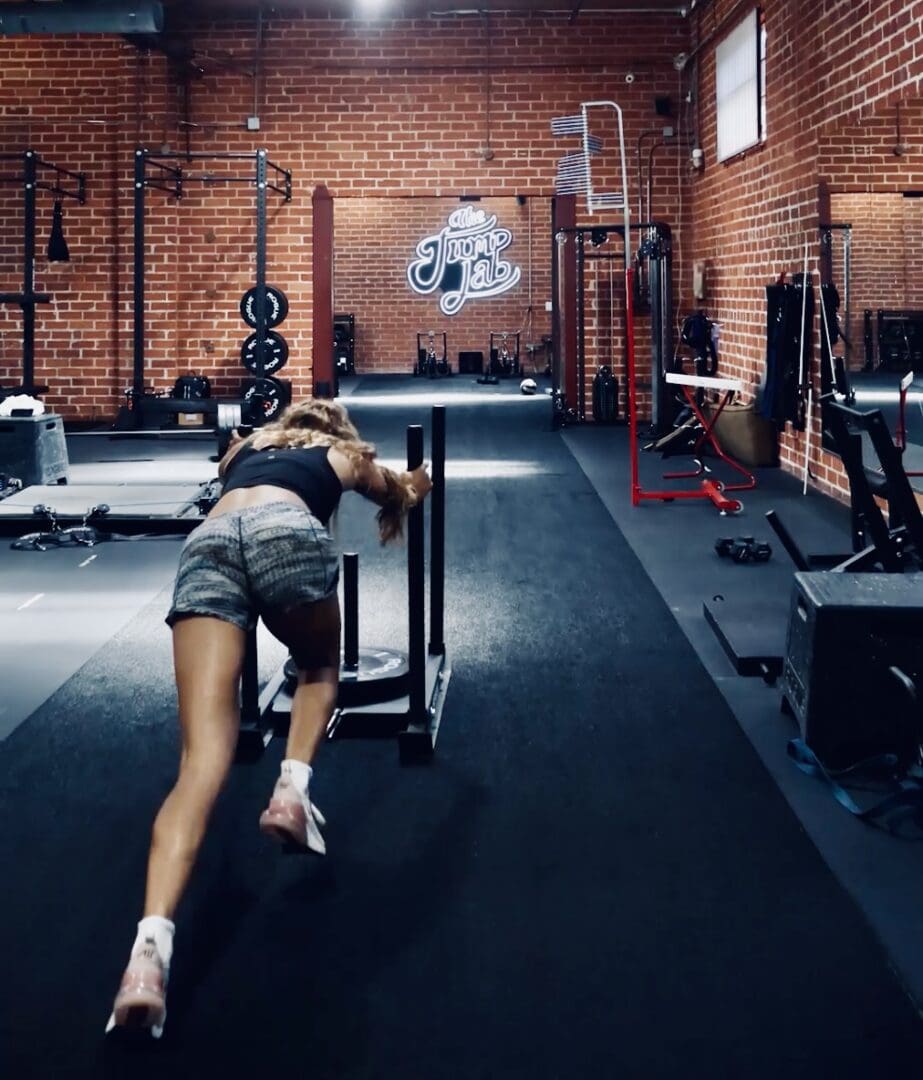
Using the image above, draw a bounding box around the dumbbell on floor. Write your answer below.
[715,536,772,563]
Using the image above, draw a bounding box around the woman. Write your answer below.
[106,398,432,1039]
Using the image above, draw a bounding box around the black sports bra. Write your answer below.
[222,444,343,525]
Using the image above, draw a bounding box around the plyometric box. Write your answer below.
[782,572,923,768]
[0,413,68,486]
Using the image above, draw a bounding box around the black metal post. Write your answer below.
[659,224,673,433]
[407,424,426,720]
[343,551,359,670]
[576,229,585,421]
[241,626,260,724]
[429,406,445,656]
[22,150,36,393]
[648,226,671,437]
[254,148,267,381]
[133,149,146,409]
[764,510,810,572]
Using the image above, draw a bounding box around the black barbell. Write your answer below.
[67,372,293,463]
[68,402,248,459]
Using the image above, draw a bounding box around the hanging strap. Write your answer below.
[788,738,923,835]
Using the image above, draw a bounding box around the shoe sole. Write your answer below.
[259,808,325,855]
[110,993,166,1038]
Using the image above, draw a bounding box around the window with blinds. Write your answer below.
[715,7,763,163]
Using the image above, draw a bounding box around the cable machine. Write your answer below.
[550,101,633,433]
[551,220,672,430]
[0,149,86,395]
[129,147,292,427]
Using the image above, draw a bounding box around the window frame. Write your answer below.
[715,7,764,164]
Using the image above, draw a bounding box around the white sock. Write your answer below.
[133,915,175,970]
[281,758,312,795]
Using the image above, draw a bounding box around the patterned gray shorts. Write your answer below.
[166,502,339,632]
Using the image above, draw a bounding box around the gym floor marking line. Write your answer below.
[17,593,44,611]
[78,555,98,568]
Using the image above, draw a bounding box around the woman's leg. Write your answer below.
[261,593,341,765]
[258,595,340,852]
[108,614,246,1036]
[144,614,247,920]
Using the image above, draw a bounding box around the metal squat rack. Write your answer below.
[0,150,86,395]
[131,148,292,426]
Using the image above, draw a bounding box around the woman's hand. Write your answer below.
[217,429,249,478]
[405,464,433,503]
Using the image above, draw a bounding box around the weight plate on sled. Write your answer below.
[241,331,289,376]
[243,377,285,421]
[284,647,410,708]
[240,285,289,329]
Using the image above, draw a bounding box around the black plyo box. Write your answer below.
[458,350,484,374]
[782,572,923,767]
[0,413,68,486]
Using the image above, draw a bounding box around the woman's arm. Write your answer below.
[352,457,432,506]
[217,430,251,480]
[327,448,432,506]
[329,448,433,544]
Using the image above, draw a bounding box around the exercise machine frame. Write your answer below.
[704,395,923,682]
[650,371,756,514]
[130,148,292,427]
[414,331,450,378]
[489,331,521,378]
[551,220,670,430]
[0,149,86,395]
[864,308,923,375]
[549,99,635,435]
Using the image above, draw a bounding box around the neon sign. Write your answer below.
[407,205,521,316]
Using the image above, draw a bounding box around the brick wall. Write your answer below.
[686,0,923,500]
[0,12,687,419]
[334,195,552,374]
[827,192,923,367]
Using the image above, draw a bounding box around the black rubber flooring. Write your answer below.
[2,383,922,1078]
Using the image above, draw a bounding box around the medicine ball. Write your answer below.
[520,378,537,395]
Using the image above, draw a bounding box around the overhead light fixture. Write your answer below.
[355,0,389,15]
[0,2,163,35]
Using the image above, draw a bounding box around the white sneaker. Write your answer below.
[258,772,326,855]
[105,936,168,1039]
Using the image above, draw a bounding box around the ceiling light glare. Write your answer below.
[355,0,388,16]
